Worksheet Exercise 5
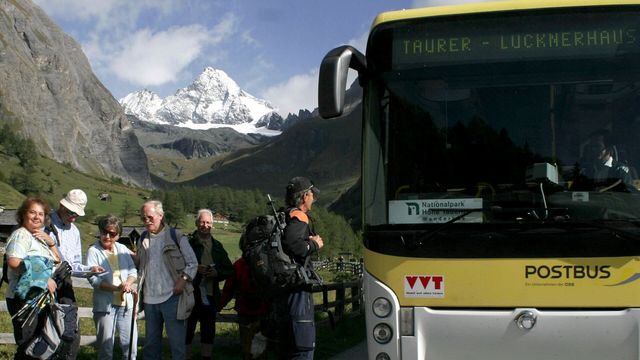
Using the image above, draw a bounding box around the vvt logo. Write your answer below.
[404,275,445,298]
[405,276,443,290]
[406,202,420,215]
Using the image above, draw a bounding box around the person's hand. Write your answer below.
[91,266,105,273]
[197,264,210,274]
[310,235,324,249]
[32,229,55,247]
[174,277,186,295]
[205,267,218,278]
[47,278,57,294]
[120,283,134,293]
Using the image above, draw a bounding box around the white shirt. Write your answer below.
[50,211,91,275]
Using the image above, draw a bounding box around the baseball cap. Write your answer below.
[286,177,320,195]
[60,189,87,217]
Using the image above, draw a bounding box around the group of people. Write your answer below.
[4,175,324,360]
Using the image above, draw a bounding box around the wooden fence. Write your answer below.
[313,259,364,278]
[0,276,363,346]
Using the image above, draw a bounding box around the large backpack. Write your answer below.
[242,200,321,299]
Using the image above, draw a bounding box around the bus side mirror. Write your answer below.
[318,45,366,119]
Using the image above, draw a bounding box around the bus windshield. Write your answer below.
[364,7,640,229]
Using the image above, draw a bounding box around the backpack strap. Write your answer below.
[45,224,59,246]
[169,227,178,246]
[140,230,147,251]
[140,227,179,247]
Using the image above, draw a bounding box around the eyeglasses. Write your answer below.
[141,215,156,222]
[67,210,79,218]
[100,230,119,238]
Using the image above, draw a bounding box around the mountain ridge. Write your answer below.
[120,67,284,135]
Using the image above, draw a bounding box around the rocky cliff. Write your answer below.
[0,0,152,187]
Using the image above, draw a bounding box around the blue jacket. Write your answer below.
[15,255,54,300]
[86,242,137,313]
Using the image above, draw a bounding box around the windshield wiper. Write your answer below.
[402,209,480,248]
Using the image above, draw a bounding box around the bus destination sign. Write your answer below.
[392,13,640,67]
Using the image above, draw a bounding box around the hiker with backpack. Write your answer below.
[185,209,233,360]
[4,197,62,359]
[86,215,138,360]
[273,177,324,360]
[137,200,198,360]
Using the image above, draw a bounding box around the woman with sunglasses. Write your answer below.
[86,215,138,360]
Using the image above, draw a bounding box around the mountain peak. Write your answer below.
[187,67,240,98]
[120,67,280,135]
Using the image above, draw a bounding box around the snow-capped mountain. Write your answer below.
[120,67,283,135]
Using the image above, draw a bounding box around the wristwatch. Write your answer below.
[181,273,190,281]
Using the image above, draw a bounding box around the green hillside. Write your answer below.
[146,151,223,182]
[0,152,150,221]
[0,150,248,260]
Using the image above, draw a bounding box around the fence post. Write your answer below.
[351,283,361,313]
[335,285,345,321]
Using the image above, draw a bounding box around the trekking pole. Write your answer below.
[128,290,138,360]
[267,194,285,231]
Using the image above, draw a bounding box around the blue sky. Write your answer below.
[32,0,483,116]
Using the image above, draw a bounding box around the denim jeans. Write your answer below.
[143,294,186,360]
[93,304,137,360]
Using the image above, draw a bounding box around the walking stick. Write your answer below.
[128,290,139,360]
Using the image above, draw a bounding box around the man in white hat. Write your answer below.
[49,189,104,359]
[50,189,104,277]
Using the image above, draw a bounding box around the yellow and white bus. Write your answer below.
[319,1,640,359]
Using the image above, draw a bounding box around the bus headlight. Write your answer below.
[373,323,393,344]
[372,297,392,318]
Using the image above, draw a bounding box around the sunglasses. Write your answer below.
[67,210,80,217]
[100,230,119,238]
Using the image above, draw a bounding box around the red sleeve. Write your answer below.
[218,260,239,310]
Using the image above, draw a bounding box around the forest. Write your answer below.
[150,186,363,258]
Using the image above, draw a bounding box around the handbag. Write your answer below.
[23,302,66,359]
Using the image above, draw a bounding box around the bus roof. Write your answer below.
[372,0,640,27]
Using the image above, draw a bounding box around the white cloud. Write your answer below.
[210,13,239,44]
[109,25,213,86]
[33,0,174,31]
[261,69,319,117]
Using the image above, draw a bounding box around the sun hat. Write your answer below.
[59,189,87,217]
